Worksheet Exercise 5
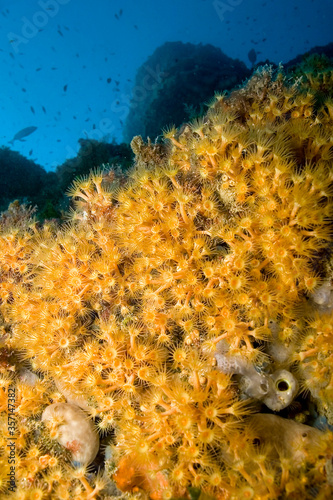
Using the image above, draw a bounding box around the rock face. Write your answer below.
[123,41,250,142]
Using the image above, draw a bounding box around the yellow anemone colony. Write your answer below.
[1,66,333,499]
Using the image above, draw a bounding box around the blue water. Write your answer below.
[1,0,332,171]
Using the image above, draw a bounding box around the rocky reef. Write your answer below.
[0,65,333,499]
[122,41,250,143]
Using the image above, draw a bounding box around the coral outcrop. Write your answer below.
[1,66,333,499]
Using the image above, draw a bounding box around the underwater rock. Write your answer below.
[123,41,250,142]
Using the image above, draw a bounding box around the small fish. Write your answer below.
[107,77,112,83]
[248,48,257,66]
[63,84,68,92]
[42,106,46,114]
[9,126,37,144]
[29,149,33,156]
[30,106,35,115]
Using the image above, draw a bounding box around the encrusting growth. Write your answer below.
[0,65,333,499]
